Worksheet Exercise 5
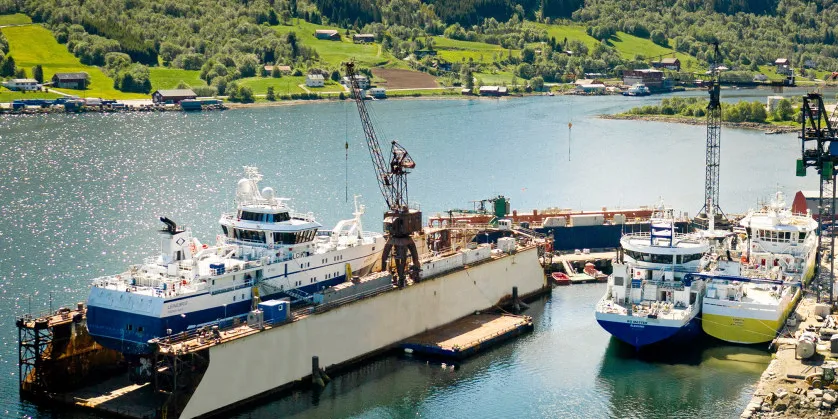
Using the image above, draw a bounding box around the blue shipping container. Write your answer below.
[258,299,289,323]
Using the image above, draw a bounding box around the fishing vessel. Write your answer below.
[622,83,651,96]
[701,192,817,344]
[86,167,385,354]
[595,205,710,349]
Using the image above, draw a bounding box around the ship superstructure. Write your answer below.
[595,205,710,349]
[701,192,817,344]
[86,167,384,354]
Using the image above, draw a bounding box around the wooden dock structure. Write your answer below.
[401,313,533,360]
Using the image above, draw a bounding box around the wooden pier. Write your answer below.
[400,313,533,359]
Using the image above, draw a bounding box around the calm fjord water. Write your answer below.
[0,89,820,418]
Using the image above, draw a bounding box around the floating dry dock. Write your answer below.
[18,236,548,419]
[401,313,533,359]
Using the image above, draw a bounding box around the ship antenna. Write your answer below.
[345,102,349,202]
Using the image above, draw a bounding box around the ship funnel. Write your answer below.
[159,217,178,234]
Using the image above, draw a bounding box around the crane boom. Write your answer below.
[344,61,422,286]
[697,41,727,230]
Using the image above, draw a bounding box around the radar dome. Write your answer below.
[237,179,254,200]
[262,187,276,200]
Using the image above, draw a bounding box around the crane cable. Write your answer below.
[345,100,349,202]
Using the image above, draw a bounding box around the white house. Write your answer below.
[305,74,325,87]
[2,78,40,91]
[342,75,369,89]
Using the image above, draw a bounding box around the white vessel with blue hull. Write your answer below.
[86,167,385,355]
[595,206,710,349]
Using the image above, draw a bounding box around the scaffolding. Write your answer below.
[16,316,52,394]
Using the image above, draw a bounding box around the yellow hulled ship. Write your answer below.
[701,192,817,344]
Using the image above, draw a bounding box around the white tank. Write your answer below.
[797,331,818,359]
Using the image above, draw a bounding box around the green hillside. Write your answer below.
[1,25,145,99]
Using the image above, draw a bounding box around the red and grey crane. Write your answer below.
[344,61,423,286]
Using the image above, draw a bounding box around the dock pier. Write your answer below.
[401,313,533,360]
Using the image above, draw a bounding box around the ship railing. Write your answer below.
[209,280,254,296]
[290,211,316,222]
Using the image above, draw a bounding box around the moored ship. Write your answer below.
[595,205,710,349]
[86,167,385,354]
[701,192,817,344]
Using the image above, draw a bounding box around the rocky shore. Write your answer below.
[600,114,799,134]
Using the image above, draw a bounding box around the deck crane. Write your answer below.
[696,41,728,230]
[343,61,423,287]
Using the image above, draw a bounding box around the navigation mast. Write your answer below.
[696,41,727,229]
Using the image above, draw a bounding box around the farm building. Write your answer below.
[478,86,508,96]
[306,74,325,87]
[314,29,340,40]
[353,34,375,43]
[574,83,605,95]
[2,78,40,91]
[51,72,89,89]
[652,58,681,71]
[775,58,791,75]
[152,89,197,104]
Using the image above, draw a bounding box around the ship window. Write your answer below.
[235,229,266,244]
[614,276,624,286]
[799,232,806,243]
[233,296,236,302]
[126,324,133,331]
[221,225,228,236]
[138,326,144,333]
[273,232,296,245]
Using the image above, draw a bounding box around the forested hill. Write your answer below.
[1,0,836,95]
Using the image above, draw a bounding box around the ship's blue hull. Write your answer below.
[87,275,350,355]
[537,222,690,252]
[596,315,701,349]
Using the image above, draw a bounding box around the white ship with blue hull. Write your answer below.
[595,206,710,349]
[86,167,385,355]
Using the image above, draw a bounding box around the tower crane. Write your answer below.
[697,41,727,230]
[344,61,423,287]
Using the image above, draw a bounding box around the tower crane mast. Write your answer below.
[344,62,422,286]
[697,41,727,229]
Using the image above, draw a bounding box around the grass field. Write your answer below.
[527,22,600,51]
[0,86,60,101]
[0,13,31,25]
[606,32,700,72]
[1,24,146,99]
[474,71,517,85]
[433,37,519,64]
[148,67,206,91]
[238,75,345,95]
[273,20,405,69]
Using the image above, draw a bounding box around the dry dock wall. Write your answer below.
[180,247,545,418]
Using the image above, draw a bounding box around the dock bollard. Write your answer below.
[312,356,327,388]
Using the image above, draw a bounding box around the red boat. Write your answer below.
[551,272,571,286]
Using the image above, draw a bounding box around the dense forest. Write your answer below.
[1,0,837,93]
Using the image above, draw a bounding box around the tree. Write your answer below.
[238,86,254,103]
[266,86,276,101]
[176,81,190,90]
[0,54,15,77]
[32,65,43,83]
[774,99,793,121]
[14,68,25,78]
[272,66,282,78]
[330,70,340,82]
[530,76,544,91]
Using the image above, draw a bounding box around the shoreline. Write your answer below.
[600,113,799,133]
